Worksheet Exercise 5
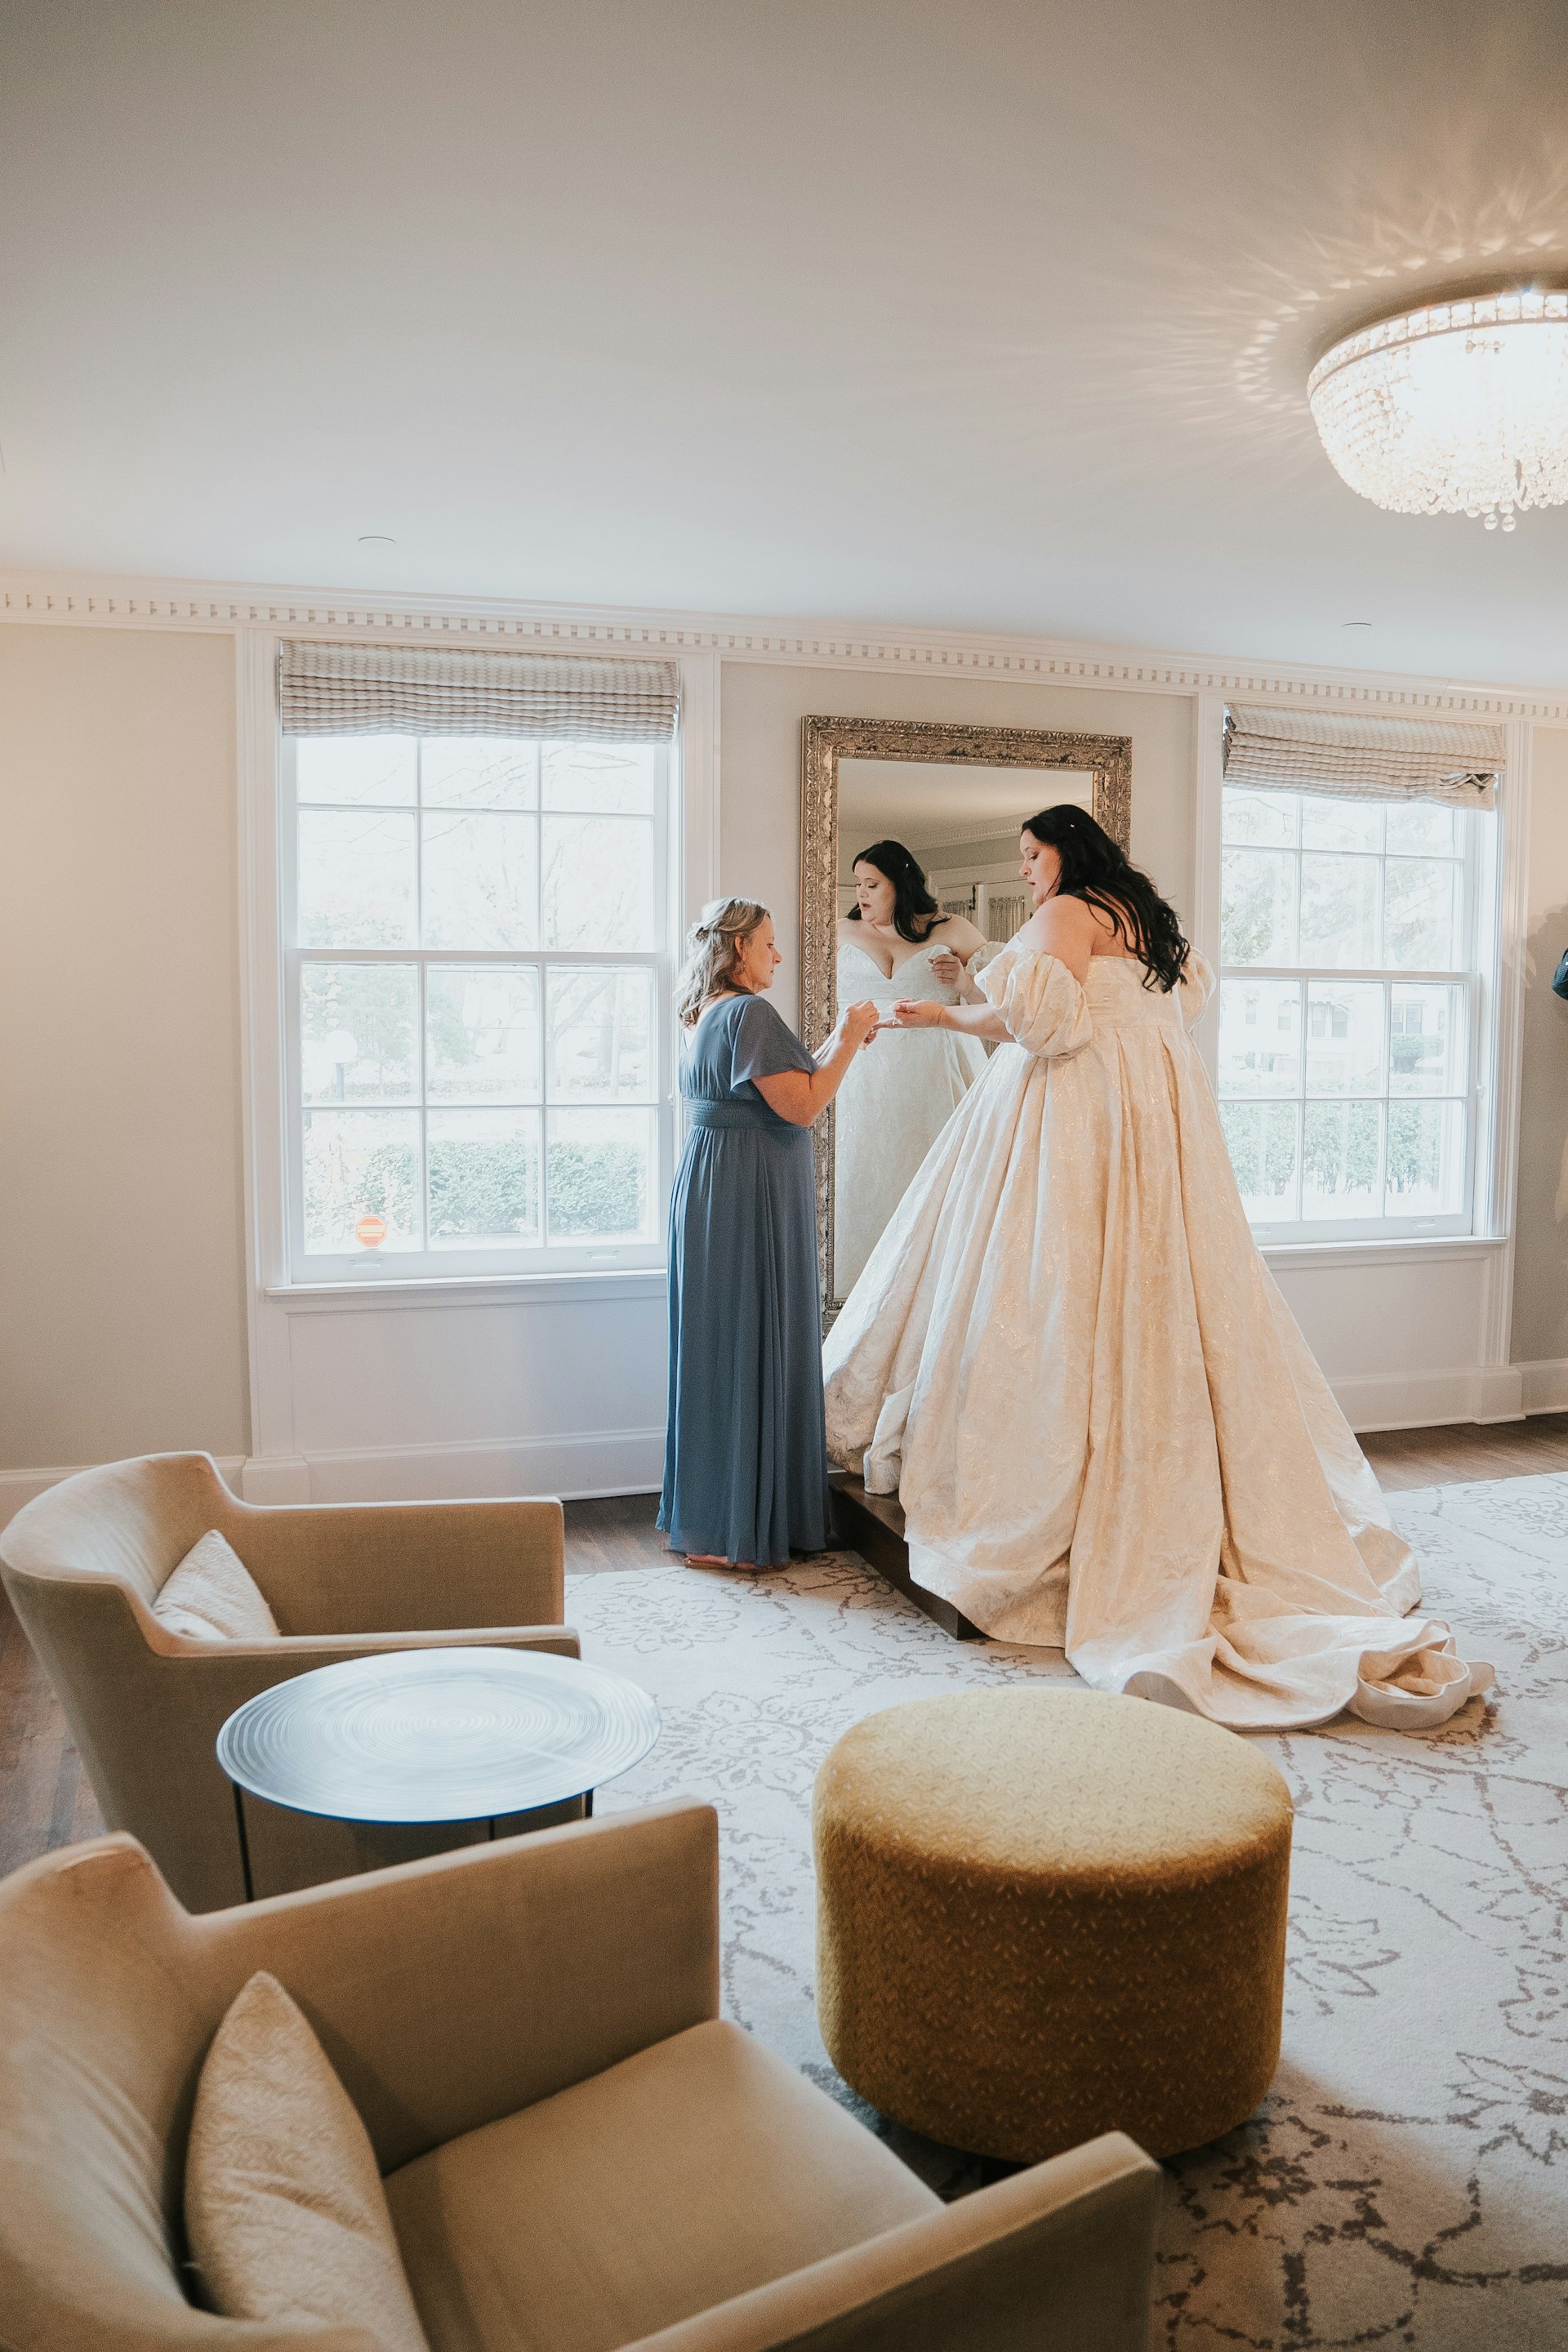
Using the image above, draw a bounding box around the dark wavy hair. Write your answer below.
[1022,804,1189,992]
[847,839,942,945]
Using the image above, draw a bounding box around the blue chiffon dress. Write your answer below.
[658,992,833,1566]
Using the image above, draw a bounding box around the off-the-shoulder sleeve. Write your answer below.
[728,996,815,1088]
[979,947,1094,1059]
[1177,949,1216,1027]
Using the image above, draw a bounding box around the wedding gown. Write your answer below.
[822,942,1494,1732]
[833,940,988,1292]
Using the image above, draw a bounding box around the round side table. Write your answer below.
[216,1646,661,1898]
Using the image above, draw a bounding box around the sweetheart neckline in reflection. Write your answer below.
[838,938,947,984]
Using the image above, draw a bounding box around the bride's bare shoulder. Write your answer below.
[1016,895,1103,982]
[1019,898,1098,951]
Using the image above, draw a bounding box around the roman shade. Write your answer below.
[1223,705,1502,808]
[279,640,681,742]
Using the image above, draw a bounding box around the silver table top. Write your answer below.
[216,1646,662,1824]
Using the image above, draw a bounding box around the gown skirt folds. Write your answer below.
[822,945,1494,1733]
[659,993,833,1568]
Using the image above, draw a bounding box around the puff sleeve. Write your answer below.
[1177,949,1216,1027]
[979,947,1094,1059]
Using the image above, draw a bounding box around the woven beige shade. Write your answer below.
[279,640,680,742]
[1223,705,1500,808]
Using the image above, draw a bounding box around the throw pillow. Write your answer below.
[153,1529,279,1642]
[184,1971,430,2352]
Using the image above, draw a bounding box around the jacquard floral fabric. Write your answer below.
[822,946,1492,1731]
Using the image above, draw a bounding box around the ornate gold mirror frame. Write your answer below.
[800,714,1132,1312]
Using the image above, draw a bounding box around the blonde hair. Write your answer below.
[675,896,771,1027]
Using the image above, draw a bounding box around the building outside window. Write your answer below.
[279,714,673,1281]
[1217,783,1494,1241]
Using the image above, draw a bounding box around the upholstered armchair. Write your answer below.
[0,1805,1160,2352]
[0,1451,573,1911]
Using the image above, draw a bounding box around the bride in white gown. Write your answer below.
[834,840,989,1291]
[822,804,1494,1734]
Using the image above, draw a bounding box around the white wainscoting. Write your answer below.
[7,1258,1552,1531]
[1263,1239,1523,1432]
[243,1273,669,1505]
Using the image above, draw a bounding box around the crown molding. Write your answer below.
[4,566,1567,724]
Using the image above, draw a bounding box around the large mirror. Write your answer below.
[801,716,1132,1312]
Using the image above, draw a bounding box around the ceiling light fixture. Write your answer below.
[358,533,396,546]
[1307,289,1568,531]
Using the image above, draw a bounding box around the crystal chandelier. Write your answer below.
[1307,290,1568,531]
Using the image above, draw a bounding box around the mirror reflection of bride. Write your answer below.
[834,840,989,1292]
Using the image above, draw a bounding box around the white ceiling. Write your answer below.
[5,0,1568,682]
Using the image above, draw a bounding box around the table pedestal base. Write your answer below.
[234,1788,591,1902]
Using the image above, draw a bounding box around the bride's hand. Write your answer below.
[890,999,945,1028]
[927,949,964,987]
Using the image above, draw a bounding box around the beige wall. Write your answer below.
[1510,724,1568,1367]
[4,625,1567,1486]
[0,625,248,1469]
[718,662,1195,1023]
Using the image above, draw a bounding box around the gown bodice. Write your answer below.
[837,938,961,1007]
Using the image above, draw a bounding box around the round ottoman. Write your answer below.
[813,1688,1293,2162]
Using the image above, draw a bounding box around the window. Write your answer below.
[1217,786,1494,1240]
[282,730,671,1278]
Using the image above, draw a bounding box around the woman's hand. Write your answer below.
[838,999,880,1051]
[929,948,983,1004]
[889,999,946,1029]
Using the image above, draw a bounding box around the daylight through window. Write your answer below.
[283,731,670,1277]
[1218,785,1492,1241]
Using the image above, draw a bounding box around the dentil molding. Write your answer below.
[4,568,1568,723]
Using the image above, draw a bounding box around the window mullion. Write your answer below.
[537,795,549,1247]
[291,732,666,1273]
[1219,787,1488,1238]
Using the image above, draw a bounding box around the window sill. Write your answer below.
[263,1268,666,1312]
[1259,1235,1505,1272]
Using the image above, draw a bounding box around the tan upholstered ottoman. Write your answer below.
[813,1688,1293,2163]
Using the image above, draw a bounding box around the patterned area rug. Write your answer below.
[568,1475,1568,2352]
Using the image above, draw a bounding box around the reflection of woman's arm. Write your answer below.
[929,947,986,1004]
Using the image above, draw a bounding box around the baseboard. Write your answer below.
[240,1429,666,1506]
[0,1454,247,1534]
[9,1369,1568,1530]
[1329,1365,1526,1432]
[1514,1357,1568,1416]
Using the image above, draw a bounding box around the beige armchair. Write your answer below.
[0,1452,573,1912]
[0,1805,1160,2352]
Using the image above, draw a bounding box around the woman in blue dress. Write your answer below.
[659,898,880,1570]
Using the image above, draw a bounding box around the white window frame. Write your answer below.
[1217,789,1492,1244]
[1192,695,1530,1267]
[278,735,674,1284]
[237,632,706,1309]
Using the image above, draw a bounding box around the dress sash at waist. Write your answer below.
[683,1098,801,1133]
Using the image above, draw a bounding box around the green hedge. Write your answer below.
[305,1135,645,1245]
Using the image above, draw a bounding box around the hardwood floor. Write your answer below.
[0,1582,101,1881]
[1358,1411,1568,1490]
[563,1492,676,1572]
[4,1419,1566,1882]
